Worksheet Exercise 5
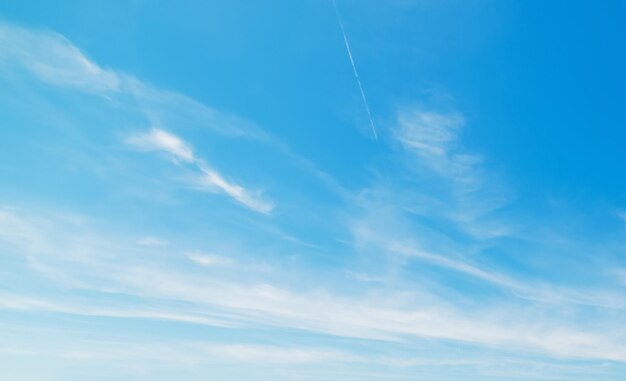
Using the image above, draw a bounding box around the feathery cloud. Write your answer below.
[126,128,274,214]
[126,128,195,164]
[186,252,233,267]
[3,207,626,363]
[0,23,119,93]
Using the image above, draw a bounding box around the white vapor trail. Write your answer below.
[332,0,379,141]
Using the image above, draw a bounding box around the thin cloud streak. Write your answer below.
[0,23,119,93]
[126,128,274,214]
[0,292,237,329]
[3,207,626,363]
[350,189,626,309]
[186,252,233,267]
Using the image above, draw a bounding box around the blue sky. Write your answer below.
[1,1,626,380]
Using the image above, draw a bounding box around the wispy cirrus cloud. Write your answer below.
[344,103,626,313]
[0,23,119,93]
[126,128,196,164]
[16,261,626,362]
[350,211,626,309]
[3,207,626,363]
[393,107,478,185]
[0,337,615,380]
[186,252,233,267]
[126,128,274,214]
[1,21,277,215]
[384,104,513,241]
[200,343,360,364]
[394,108,464,158]
[0,291,237,329]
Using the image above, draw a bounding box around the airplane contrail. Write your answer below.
[331,0,379,141]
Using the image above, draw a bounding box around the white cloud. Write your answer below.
[0,291,236,329]
[196,165,275,215]
[10,259,626,363]
[126,128,195,163]
[0,23,119,93]
[0,335,363,369]
[394,108,464,158]
[200,344,359,364]
[393,106,485,190]
[3,209,622,365]
[0,338,614,380]
[186,252,233,267]
[0,20,298,148]
[350,209,626,309]
[126,128,274,214]
[5,207,626,364]
[385,105,513,243]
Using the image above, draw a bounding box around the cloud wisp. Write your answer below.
[126,128,274,214]
[3,207,626,364]
[0,23,119,93]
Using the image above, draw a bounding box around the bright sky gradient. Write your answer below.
[1,1,626,380]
